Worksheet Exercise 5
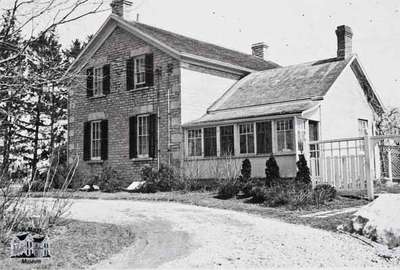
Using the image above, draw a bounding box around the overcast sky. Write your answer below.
[56,0,400,108]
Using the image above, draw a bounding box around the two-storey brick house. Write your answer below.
[67,0,278,185]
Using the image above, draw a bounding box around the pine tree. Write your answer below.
[294,154,312,188]
[240,159,251,182]
[265,155,280,187]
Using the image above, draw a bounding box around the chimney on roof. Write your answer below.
[336,25,353,58]
[111,0,124,17]
[251,42,269,60]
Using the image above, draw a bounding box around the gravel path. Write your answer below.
[65,199,394,269]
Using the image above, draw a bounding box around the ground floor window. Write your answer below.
[204,127,217,157]
[220,125,234,156]
[188,129,202,156]
[358,119,369,136]
[256,121,272,154]
[239,123,254,154]
[137,115,149,157]
[276,119,294,152]
[91,121,101,159]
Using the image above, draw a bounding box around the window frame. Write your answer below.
[219,125,235,156]
[137,114,150,158]
[134,55,146,88]
[93,66,103,97]
[203,127,217,157]
[90,120,101,160]
[358,119,369,136]
[276,119,294,153]
[256,120,273,155]
[238,122,255,155]
[188,129,202,157]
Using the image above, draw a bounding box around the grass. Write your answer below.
[30,190,369,232]
[0,220,135,270]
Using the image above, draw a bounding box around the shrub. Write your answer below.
[265,155,280,187]
[294,154,312,188]
[217,179,239,199]
[137,164,182,193]
[288,188,313,210]
[250,186,267,203]
[263,187,290,207]
[313,184,337,207]
[240,159,251,182]
[98,164,123,193]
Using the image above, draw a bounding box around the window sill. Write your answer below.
[131,157,155,162]
[184,152,296,161]
[87,159,104,164]
[128,86,149,92]
[88,94,107,100]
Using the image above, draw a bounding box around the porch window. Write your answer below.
[188,129,202,156]
[134,55,146,87]
[296,118,306,153]
[256,121,272,154]
[358,119,368,136]
[137,115,149,157]
[91,121,101,159]
[93,67,103,96]
[220,125,234,156]
[276,119,294,152]
[239,123,254,154]
[204,127,217,157]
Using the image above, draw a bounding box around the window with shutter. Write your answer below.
[93,67,103,97]
[91,121,101,160]
[220,125,234,156]
[256,121,272,154]
[204,127,217,157]
[137,115,149,157]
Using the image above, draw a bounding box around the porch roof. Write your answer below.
[183,100,319,127]
[208,56,352,112]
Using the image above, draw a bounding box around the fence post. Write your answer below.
[387,150,393,185]
[364,135,375,200]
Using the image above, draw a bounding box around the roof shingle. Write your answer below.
[209,56,352,111]
[129,21,280,71]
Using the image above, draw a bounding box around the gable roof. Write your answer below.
[129,21,279,71]
[68,15,279,75]
[186,54,384,126]
[209,56,353,112]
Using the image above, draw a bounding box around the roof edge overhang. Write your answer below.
[66,14,258,76]
[182,112,303,128]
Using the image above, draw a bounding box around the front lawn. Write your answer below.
[0,220,135,270]
[31,190,368,233]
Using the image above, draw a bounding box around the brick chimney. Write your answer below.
[111,0,124,17]
[251,42,269,60]
[335,25,353,58]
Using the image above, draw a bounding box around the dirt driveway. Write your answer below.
[66,199,393,269]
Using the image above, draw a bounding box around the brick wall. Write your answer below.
[68,26,245,185]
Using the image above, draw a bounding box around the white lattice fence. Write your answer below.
[309,137,368,192]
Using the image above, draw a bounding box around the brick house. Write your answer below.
[67,0,278,185]
[68,1,383,184]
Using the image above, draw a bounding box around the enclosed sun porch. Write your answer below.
[182,111,320,180]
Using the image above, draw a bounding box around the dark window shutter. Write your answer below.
[145,54,154,87]
[129,116,137,158]
[126,58,134,91]
[148,114,157,158]
[83,122,91,161]
[100,120,108,160]
[204,127,217,157]
[256,121,272,154]
[86,68,94,97]
[102,64,110,95]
